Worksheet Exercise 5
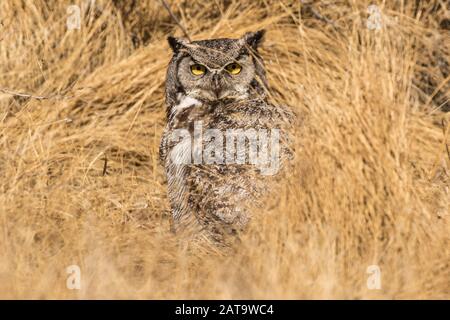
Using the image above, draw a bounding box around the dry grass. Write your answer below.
[0,0,449,299]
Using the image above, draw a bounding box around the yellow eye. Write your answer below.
[190,64,206,76]
[225,63,242,75]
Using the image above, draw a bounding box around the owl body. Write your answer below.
[160,31,292,244]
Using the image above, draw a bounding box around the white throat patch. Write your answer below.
[173,96,201,116]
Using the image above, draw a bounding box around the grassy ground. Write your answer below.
[0,0,449,299]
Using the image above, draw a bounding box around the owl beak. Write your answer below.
[212,74,221,99]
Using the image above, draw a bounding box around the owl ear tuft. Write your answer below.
[168,36,189,52]
[242,29,266,50]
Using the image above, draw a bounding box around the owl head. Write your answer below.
[165,30,267,105]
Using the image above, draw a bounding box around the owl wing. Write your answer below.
[159,124,169,164]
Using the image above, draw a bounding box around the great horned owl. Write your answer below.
[160,30,292,245]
